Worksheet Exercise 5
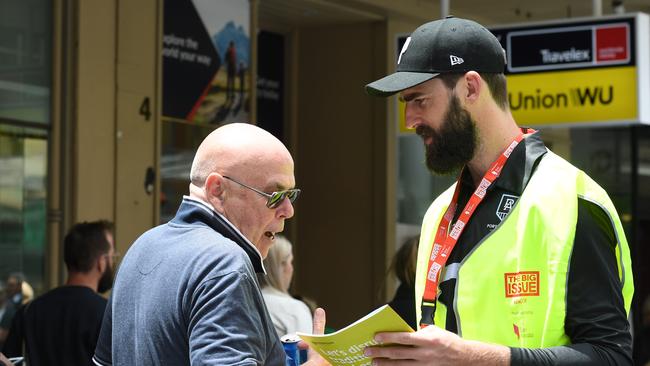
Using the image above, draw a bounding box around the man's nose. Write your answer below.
[404,103,419,129]
[276,197,294,219]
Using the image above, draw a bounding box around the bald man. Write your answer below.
[93,124,327,366]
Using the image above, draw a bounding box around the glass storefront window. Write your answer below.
[160,121,214,223]
[632,126,650,364]
[540,126,634,233]
[0,0,51,295]
[569,127,633,230]
[0,124,47,294]
[0,0,52,125]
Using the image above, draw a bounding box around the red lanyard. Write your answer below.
[421,132,530,311]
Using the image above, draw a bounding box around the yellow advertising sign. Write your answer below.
[508,66,637,126]
[397,98,410,133]
[397,66,637,132]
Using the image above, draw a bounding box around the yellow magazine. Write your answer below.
[297,304,414,366]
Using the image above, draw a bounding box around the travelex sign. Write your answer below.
[396,14,649,132]
[491,13,650,127]
[504,22,631,73]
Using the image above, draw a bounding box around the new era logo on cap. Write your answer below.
[450,55,464,66]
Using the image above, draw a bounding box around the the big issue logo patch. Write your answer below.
[505,271,540,297]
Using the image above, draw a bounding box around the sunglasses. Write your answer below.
[222,176,301,209]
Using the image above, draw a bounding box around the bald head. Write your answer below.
[190,123,292,188]
[188,123,297,255]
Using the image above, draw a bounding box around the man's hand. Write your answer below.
[0,353,15,366]
[364,324,510,366]
[300,308,331,366]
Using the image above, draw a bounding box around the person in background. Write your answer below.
[387,235,419,330]
[0,273,26,347]
[226,40,237,102]
[364,16,633,365]
[0,283,9,350]
[4,274,24,308]
[2,220,115,366]
[19,283,32,306]
[259,235,313,336]
[238,61,246,100]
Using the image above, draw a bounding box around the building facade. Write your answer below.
[1,3,648,360]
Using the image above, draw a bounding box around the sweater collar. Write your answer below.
[172,196,266,274]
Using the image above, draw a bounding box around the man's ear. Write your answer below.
[462,71,483,103]
[97,254,106,274]
[204,172,226,212]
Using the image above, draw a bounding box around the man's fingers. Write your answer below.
[303,308,331,365]
[374,331,419,345]
[365,345,421,360]
[375,325,444,347]
[313,307,326,335]
[371,359,417,366]
[0,353,15,366]
[298,308,327,351]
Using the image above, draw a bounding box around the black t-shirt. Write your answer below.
[435,132,632,365]
[389,282,417,330]
[2,285,107,366]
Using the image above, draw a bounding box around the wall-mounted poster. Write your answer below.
[257,31,285,142]
[163,0,250,125]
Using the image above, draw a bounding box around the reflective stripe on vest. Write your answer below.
[414,151,634,347]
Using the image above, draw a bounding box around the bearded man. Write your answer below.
[364,17,633,366]
[3,221,115,366]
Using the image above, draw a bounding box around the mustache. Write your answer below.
[415,125,435,139]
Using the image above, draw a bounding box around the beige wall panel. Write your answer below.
[116,1,157,91]
[347,0,437,23]
[383,18,421,298]
[74,0,117,222]
[49,0,64,289]
[294,22,387,328]
[114,0,160,254]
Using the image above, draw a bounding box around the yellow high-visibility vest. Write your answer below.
[415,151,633,347]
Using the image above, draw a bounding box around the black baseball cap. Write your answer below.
[365,17,506,97]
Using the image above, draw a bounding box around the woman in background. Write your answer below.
[259,236,313,336]
[388,235,419,330]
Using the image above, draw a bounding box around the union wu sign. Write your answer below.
[491,13,650,127]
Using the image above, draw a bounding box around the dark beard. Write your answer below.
[97,263,114,293]
[416,94,477,175]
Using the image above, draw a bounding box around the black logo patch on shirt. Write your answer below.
[496,194,519,221]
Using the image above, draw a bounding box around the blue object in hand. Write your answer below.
[281,334,301,366]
